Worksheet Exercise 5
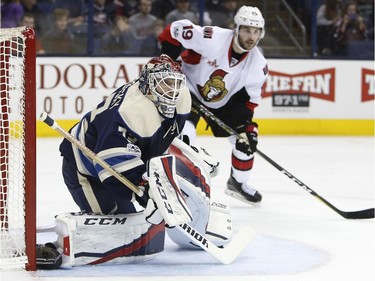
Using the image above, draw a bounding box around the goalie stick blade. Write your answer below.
[176,224,256,265]
[342,208,375,219]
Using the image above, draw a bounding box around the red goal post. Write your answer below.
[0,26,36,271]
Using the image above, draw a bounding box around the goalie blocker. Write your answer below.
[37,139,232,268]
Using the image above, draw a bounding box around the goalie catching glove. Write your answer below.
[235,122,258,156]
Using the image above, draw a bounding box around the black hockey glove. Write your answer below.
[235,122,258,156]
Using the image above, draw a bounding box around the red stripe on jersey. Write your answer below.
[158,24,181,46]
[181,49,202,65]
[232,153,254,171]
[245,101,258,112]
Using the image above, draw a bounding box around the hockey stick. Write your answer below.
[191,99,375,220]
[39,112,255,264]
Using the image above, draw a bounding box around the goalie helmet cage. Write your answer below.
[0,27,36,271]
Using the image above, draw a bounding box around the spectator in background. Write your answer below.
[114,0,139,18]
[335,0,367,56]
[20,0,54,36]
[52,0,86,28]
[151,0,175,20]
[52,0,87,54]
[165,0,198,25]
[316,0,342,56]
[92,0,116,53]
[206,0,222,12]
[140,19,165,56]
[128,0,157,40]
[20,12,46,54]
[207,0,238,28]
[93,0,116,32]
[100,15,137,54]
[41,8,75,54]
[1,0,24,28]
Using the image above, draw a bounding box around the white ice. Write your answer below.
[1,136,374,281]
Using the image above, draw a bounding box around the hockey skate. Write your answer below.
[225,175,262,206]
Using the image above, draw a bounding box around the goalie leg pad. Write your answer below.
[168,200,233,249]
[167,176,210,249]
[205,202,233,246]
[147,155,193,227]
[53,212,165,267]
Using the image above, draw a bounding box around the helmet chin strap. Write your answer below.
[233,28,261,54]
[233,33,250,53]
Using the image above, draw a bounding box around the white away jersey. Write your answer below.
[169,19,268,109]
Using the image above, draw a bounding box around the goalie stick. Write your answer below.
[39,112,256,264]
[191,99,375,220]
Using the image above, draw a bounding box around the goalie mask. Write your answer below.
[233,6,265,52]
[139,55,186,118]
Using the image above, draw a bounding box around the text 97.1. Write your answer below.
[272,94,310,107]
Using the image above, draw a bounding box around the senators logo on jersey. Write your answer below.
[197,69,228,102]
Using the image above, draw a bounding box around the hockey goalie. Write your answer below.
[37,139,232,269]
[37,55,234,268]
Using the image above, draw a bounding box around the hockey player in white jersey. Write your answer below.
[159,6,269,206]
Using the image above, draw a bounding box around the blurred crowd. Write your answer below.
[316,0,374,57]
[1,0,374,58]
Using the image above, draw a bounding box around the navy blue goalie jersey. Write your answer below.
[60,81,191,195]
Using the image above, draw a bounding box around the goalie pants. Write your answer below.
[62,157,142,215]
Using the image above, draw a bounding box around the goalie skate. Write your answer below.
[225,175,262,206]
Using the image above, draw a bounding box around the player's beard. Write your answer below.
[239,37,256,51]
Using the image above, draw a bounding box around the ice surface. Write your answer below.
[1,136,374,281]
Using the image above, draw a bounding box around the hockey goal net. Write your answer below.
[0,27,36,271]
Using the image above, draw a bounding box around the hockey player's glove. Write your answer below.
[235,122,258,156]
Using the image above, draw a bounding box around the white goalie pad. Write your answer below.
[171,138,219,178]
[51,212,165,267]
[148,154,193,227]
[190,146,220,178]
[205,202,233,245]
[166,139,232,249]
[166,176,210,249]
[167,200,233,249]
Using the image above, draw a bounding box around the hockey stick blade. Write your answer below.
[339,208,374,219]
[191,100,375,220]
[256,150,375,220]
[176,224,256,264]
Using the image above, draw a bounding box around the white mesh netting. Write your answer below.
[0,26,28,269]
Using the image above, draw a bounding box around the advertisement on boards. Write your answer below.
[257,59,374,119]
[35,57,374,135]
